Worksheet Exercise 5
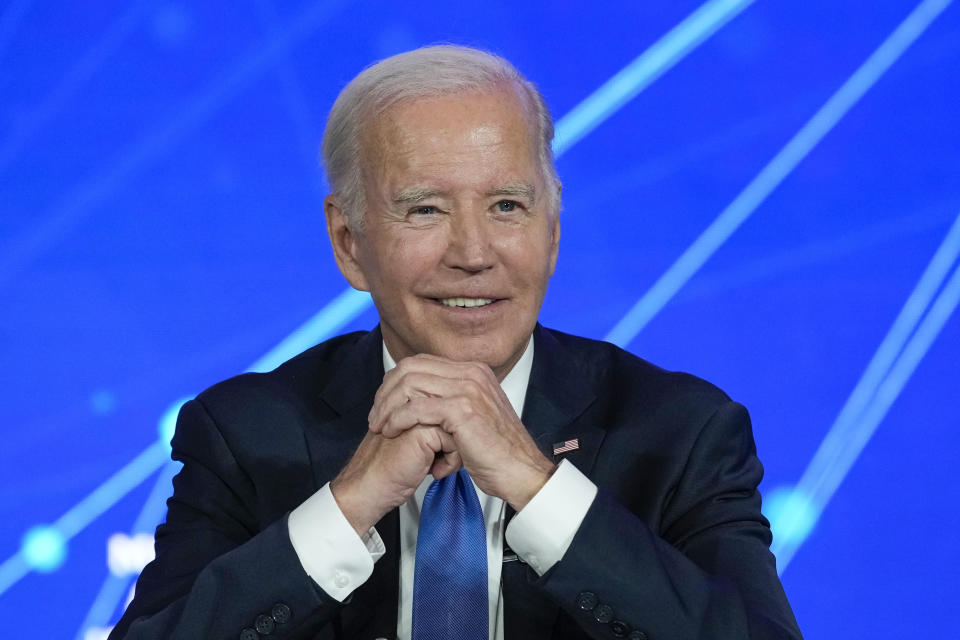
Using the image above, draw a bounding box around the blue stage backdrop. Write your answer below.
[1,1,958,637]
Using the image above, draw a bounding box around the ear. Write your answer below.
[324,195,370,291]
[547,185,562,277]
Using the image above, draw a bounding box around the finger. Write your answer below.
[375,358,459,407]
[394,357,502,403]
[409,354,499,382]
[379,395,475,438]
[378,355,490,402]
[416,424,458,458]
[371,372,481,434]
[430,450,462,479]
[369,376,432,434]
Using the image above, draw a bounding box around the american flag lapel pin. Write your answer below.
[552,437,580,456]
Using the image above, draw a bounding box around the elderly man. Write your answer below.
[111,46,803,640]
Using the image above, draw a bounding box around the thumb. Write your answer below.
[430,450,462,479]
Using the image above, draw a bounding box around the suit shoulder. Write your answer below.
[194,330,371,407]
[543,327,732,407]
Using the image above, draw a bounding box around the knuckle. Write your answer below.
[465,361,486,378]
[380,412,397,432]
[459,375,482,396]
[404,396,422,415]
[466,364,495,388]
[480,366,498,384]
[456,396,475,417]
[407,371,427,388]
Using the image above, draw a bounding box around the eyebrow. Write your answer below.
[487,184,536,201]
[391,184,537,205]
[392,188,442,205]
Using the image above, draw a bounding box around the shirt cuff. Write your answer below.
[287,482,386,602]
[504,459,597,575]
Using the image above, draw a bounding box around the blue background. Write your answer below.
[1,0,958,637]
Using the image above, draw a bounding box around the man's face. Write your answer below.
[326,86,560,380]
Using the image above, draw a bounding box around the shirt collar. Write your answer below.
[381,335,535,417]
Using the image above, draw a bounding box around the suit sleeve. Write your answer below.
[109,399,343,639]
[530,401,803,640]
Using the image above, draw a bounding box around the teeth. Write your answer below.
[439,297,494,308]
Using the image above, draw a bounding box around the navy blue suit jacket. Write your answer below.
[111,326,802,639]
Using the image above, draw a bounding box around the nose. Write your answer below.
[443,210,495,273]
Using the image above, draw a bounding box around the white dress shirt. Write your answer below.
[288,337,598,639]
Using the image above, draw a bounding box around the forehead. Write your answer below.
[360,87,540,192]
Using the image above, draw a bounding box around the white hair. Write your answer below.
[321,44,560,227]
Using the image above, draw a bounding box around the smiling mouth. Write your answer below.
[437,297,495,308]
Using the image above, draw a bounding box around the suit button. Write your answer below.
[271,603,291,624]
[576,591,598,611]
[255,614,275,634]
[628,631,648,640]
[610,620,629,636]
[239,629,258,640]
[594,604,614,624]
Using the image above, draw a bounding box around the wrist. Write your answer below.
[330,475,383,537]
[505,459,556,511]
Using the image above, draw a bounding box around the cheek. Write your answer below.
[498,230,555,278]
[383,232,446,281]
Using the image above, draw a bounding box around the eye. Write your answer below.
[496,200,519,213]
[410,205,438,216]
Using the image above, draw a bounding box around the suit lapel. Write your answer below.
[504,326,606,640]
[301,328,402,638]
[303,327,384,487]
[522,325,604,476]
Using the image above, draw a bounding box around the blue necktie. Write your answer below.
[412,467,488,640]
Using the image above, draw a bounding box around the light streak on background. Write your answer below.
[0,442,168,596]
[771,209,960,571]
[551,0,755,156]
[0,0,352,289]
[76,461,181,639]
[249,287,373,373]
[604,0,955,348]
[0,554,28,601]
[0,2,147,174]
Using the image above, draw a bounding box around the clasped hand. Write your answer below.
[330,354,555,536]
